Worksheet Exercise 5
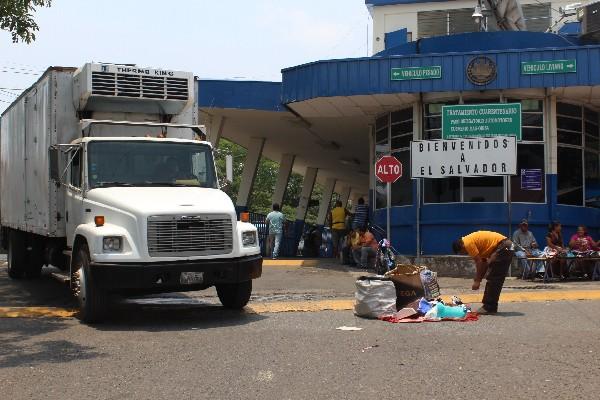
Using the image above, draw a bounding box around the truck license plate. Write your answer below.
[180,272,204,285]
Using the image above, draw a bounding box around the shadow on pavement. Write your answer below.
[494,311,526,317]
[95,302,268,332]
[0,319,104,369]
[0,265,75,308]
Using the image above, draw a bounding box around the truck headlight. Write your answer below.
[103,236,123,252]
[242,231,257,247]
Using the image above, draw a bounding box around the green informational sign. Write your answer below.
[442,103,522,140]
[521,60,576,75]
[391,66,442,80]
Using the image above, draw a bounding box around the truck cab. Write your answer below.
[61,133,262,321]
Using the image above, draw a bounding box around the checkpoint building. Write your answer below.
[198,0,600,255]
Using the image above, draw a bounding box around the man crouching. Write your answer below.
[452,231,515,315]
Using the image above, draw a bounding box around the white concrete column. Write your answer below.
[316,177,337,226]
[295,167,318,221]
[546,94,558,175]
[236,137,265,209]
[368,124,376,206]
[206,115,225,147]
[272,153,295,206]
[339,186,352,208]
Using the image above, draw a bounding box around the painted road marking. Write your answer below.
[262,259,322,268]
[1,289,600,318]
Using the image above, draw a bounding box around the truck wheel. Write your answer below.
[72,244,107,323]
[7,230,26,279]
[216,280,252,309]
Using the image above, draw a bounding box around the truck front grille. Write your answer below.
[91,72,189,100]
[147,214,233,257]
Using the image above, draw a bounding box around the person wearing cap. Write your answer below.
[452,231,515,315]
[512,219,544,279]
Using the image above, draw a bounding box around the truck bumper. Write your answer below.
[89,255,262,293]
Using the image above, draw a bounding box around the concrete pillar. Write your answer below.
[546,94,558,222]
[207,115,225,147]
[339,186,351,209]
[272,153,295,206]
[236,137,265,210]
[295,167,318,221]
[316,177,337,226]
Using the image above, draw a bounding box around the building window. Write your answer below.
[510,99,545,203]
[424,178,460,203]
[417,3,551,39]
[557,103,600,206]
[423,99,545,204]
[390,108,413,207]
[463,177,505,202]
[373,108,413,208]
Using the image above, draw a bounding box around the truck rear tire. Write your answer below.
[7,230,26,279]
[72,244,108,323]
[216,280,252,309]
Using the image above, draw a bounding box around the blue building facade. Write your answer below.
[199,30,600,256]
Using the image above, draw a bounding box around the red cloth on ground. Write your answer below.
[379,312,479,323]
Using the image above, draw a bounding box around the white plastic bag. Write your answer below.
[354,277,397,318]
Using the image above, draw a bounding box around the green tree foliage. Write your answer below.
[214,139,326,223]
[1,0,51,43]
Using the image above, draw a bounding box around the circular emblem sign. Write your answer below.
[467,56,497,86]
[375,155,403,183]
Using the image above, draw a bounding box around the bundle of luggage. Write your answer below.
[354,264,477,322]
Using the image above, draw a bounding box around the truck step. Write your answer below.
[50,271,70,285]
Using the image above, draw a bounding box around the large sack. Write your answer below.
[354,276,397,318]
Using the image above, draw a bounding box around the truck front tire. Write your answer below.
[7,230,26,279]
[216,280,252,309]
[72,244,108,323]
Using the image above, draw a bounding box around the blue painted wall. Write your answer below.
[372,175,600,255]
[197,80,284,112]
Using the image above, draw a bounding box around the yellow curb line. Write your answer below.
[0,307,77,318]
[1,290,599,318]
[262,259,321,268]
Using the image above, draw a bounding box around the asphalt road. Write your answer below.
[1,259,600,399]
[1,301,599,400]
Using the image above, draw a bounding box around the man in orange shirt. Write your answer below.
[352,227,378,269]
[452,231,514,314]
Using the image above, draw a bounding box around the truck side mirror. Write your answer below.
[49,147,60,182]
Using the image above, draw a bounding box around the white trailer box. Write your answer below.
[1,67,77,237]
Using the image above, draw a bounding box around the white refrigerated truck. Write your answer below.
[0,63,262,322]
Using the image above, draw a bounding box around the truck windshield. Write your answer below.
[87,141,218,189]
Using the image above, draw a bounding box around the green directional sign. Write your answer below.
[442,103,522,140]
[521,60,576,75]
[391,66,442,80]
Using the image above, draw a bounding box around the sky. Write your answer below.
[0,0,371,111]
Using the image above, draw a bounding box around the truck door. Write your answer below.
[65,147,83,246]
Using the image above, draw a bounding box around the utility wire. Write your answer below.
[0,65,45,73]
[0,87,24,91]
[0,69,42,76]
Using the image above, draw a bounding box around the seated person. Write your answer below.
[546,221,567,279]
[512,219,543,278]
[569,225,599,278]
[352,227,378,269]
